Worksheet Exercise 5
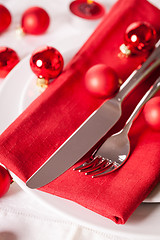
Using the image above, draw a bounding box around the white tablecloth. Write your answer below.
[0,0,159,239]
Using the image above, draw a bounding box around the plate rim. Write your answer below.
[0,47,160,238]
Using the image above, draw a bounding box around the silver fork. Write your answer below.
[74,77,160,177]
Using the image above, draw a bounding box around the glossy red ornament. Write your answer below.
[124,21,157,54]
[84,64,120,98]
[21,7,50,35]
[0,47,20,78]
[0,4,12,33]
[0,165,12,197]
[30,46,64,81]
[143,96,160,131]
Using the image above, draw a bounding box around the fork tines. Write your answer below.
[74,156,117,178]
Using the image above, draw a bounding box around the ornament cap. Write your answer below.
[119,44,131,56]
[36,77,48,90]
[16,26,25,38]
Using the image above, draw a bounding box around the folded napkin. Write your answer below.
[0,0,160,224]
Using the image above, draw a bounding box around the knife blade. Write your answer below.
[26,41,160,189]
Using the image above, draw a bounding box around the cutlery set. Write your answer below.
[74,77,160,177]
[26,40,160,189]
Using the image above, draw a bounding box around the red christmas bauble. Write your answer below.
[124,21,157,54]
[0,165,12,197]
[84,64,119,98]
[21,7,50,35]
[30,46,64,80]
[143,96,160,131]
[0,4,12,33]
[0,47,20,78]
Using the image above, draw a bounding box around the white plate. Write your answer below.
[0,48,160,239]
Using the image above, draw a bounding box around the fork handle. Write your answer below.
[115,40,160,103]
[124,77,160,133]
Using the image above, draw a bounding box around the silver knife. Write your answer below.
[26,40,160,189]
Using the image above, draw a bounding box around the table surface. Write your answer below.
[0,0,159,239]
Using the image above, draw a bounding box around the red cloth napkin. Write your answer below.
[0,0,160,224]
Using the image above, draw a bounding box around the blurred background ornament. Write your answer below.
[17,6,50,36]
[69,0,106,29]
[0,165,13,198]
[143,96,160,131]
[69,0,105,20]
[0,47,20,78]
[30,46,64,90]
[0,4,12,34]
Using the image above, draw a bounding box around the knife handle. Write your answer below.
[115,39,160,103]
